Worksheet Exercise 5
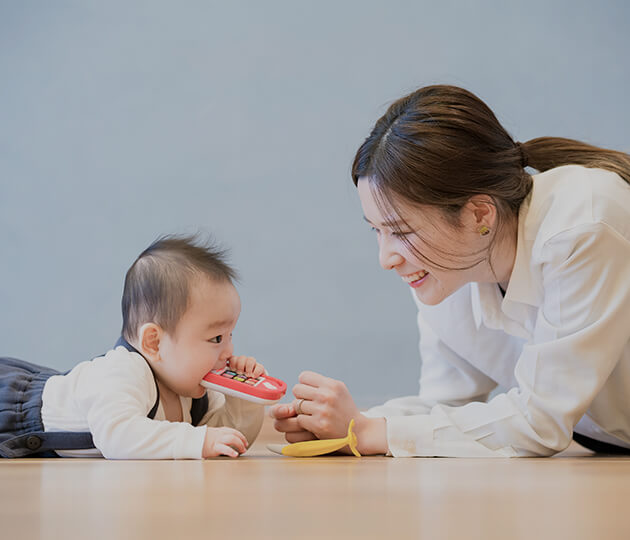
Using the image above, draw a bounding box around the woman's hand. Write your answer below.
[268,402,318,443]
[270,371,388,455]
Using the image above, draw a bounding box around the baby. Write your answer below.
[0,235,265,459]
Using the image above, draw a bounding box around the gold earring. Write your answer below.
[479,225,490,236]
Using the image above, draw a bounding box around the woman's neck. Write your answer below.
[487,217,518,290]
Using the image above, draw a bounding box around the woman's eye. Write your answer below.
[208,335,223,344]
[371,225,412,237]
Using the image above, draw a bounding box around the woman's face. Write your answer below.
[357,177,489,306]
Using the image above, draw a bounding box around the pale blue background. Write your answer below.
[1,1,629,406]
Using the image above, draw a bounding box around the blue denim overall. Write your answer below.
[0,338,209,458]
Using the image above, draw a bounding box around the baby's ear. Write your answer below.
[138,323,162,361]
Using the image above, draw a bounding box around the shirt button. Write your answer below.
[26,436,42,450]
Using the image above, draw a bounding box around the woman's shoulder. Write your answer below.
[525,165,630,249]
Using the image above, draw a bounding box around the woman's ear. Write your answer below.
[138,323,162,363]
[463,195,497,231]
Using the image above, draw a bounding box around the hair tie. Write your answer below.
[516,142,529,168]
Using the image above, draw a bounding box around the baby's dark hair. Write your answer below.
[121,234,238,342]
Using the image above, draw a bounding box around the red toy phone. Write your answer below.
[201,367,287,405]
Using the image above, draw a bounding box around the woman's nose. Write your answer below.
[379,237,405,270]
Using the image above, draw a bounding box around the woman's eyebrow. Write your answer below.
[362,215,404,227]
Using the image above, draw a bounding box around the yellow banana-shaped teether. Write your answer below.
[272,419,361,457]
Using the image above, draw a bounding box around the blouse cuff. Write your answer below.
[385,414,436,457]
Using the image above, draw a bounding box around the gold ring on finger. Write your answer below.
[296,398,306,415]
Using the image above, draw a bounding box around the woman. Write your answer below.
[270,84,630,457]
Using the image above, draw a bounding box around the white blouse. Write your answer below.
[365,165,630,457]
[41,347,265,459]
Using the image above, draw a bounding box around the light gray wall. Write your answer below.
[1,1,629,406]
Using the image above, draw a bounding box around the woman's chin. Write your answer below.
[413,287,444,306]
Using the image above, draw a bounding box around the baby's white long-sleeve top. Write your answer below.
[41,346,265,459]
[364,165,630,457]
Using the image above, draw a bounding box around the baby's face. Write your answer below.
[157,277,241,398]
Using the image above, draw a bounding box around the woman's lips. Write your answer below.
[402,270,429,288]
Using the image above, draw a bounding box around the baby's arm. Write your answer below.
[77,350,210,459]
[201,355,266,448]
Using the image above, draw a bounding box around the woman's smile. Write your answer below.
[401,270,429,288]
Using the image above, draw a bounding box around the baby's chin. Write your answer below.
[192,384,208,399]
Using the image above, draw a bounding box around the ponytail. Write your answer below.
[521,137,630,184]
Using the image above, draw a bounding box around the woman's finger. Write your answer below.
[292,397,317,416]
[268,403,296,419]
[285,430,317,443]
[297,412,344,440]
[292,383,319,401]
[298,370,333,388]
[273,416,302,433]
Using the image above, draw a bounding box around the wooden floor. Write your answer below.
[2,417,630,540]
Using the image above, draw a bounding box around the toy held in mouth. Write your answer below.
[267,419,362,457]
[201,367,287,405]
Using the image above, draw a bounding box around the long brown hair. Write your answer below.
[352,85,630,271]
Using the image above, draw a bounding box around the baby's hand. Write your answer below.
[203,426,248,458]
[228,355,266,378]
